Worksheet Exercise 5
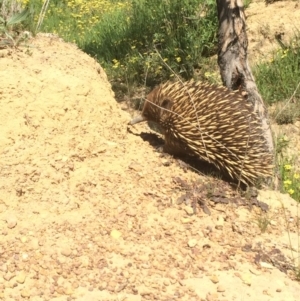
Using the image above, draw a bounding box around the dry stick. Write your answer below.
[35,0,51,33]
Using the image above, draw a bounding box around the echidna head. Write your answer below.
[129,85,173,126]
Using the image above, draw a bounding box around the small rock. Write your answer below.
[184,206,194,216]
[210,275,219,284]
[162,159,171,166]
[126,209,137,217]
[129,163,142,172]
[21,289,31,298]
[6,215,17,229]
[110,229,122,239]
[16,271,26,284]
[188,239,198,248]
[139,286,152,296]
[241,273,252,286]
[206,292,219,301]
[22,253,29,262]
[3,272,15,281]
[260,261,274,269]
[181,217,193,224]
[98,282,107,290]
[61,246,72,257]
[217,285,225,292]
[20,236,28,243]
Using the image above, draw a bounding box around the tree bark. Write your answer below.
[216,0,274,154]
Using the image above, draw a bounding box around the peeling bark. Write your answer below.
[216,0,274,154]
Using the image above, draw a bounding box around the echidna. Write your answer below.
[129,80,273,185]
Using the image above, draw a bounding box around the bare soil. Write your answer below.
[0,2,300,301]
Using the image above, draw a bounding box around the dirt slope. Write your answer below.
[0,7,300,301]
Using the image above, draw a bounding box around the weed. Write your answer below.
[0,0,29,47]
[256,214,271,233]
[254,34,300,105]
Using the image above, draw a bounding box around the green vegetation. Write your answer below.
[0,0,30,47]
[254,36,300,106]
[20,0,218,88]
[276,135,300,202]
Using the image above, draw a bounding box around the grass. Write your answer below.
[21,0,218,90]
[254,35,300,106]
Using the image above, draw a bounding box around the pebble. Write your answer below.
[16,271,26,284]
[188,239,198,248]
[217,285,225,292]
[6,215,17,229]
[210,275,219,284]
[206,292,219,301]
[3,272,15,281]
[20,236,28,243]
[61,246,72,257]
[260,261,274,269]
[21,289,31,298]
[184,206,194,216]
[110,229,122,239]
[181,217,193,224]
[139,286,152,296]
[241,273,252,286]
[126,209,137,217]
[128,162,142,172]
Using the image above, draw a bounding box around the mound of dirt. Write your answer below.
[0,32,299,301]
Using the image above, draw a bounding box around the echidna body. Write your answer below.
[130,80,273,185]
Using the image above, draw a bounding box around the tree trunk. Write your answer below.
[216,0,274,154]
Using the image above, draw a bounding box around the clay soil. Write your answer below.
[0,1,300,300]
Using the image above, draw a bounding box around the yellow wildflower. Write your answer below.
[284,179,292,186]
[284,164,292,171]
[288,189,294,195]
